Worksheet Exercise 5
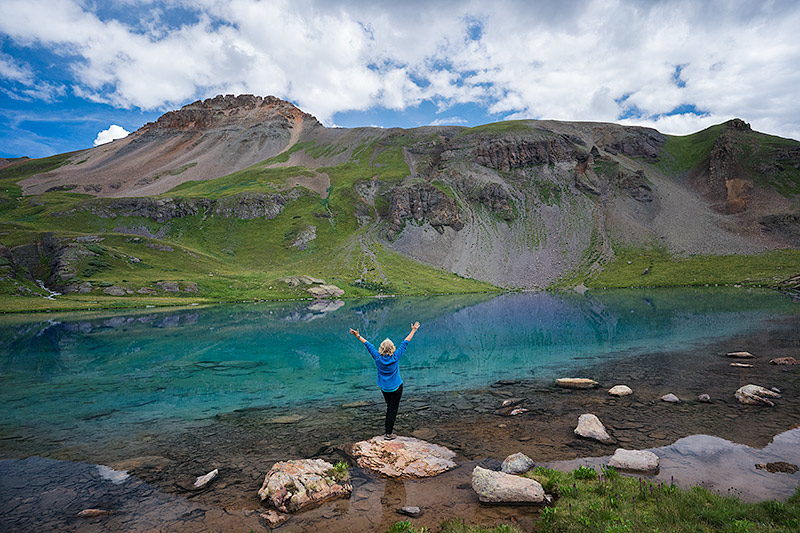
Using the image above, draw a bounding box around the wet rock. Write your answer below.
[268,414,305,424]
[727,351,755,358]
[661,393,680,403]
[608,385,633,397]
[608,449,659,474]
[730,362,753,368]
[501,452,535,474]
[556,378,599,389]
[698,394,712,403]
[755,462,799,474]
[397,506,422,517]
[77,509,112,518]
[769,357,798,365]
[735,384,782,406]
[260,509,290,527]
[193,468,218,489]
[350,436,457,478]
[471,466,547,504]
[102,286,126,296]
[341,400,371,409]
[257,459,352,513]
[574,413,614,444]
[411,428,438,441]
[306,284,344,299]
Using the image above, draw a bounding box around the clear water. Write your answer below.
[0,288,796,450]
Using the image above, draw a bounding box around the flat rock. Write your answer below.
[501,452,535,474]
[306,284,344,298]
[260,509,290,527]
[397,506,422,517]
[350,436,456,478]
[735,384,782,406]
[193,468,218,489]
[608,385,633,397]
[471,466,546,504]
[77,509,112,518]
[730,362,753,368]
[608,448,660,474]
[257,459,352,513]
[574,413,614,444]
[769,357,798,365]
[755,462,799,474]
[556,378,598,389]
[661,393,680,403]
[727,351,755,358]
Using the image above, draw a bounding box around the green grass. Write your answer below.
[459,120,534,135]
[529,466,800,532]
[653,124,724,175]
[387,520,522,533]
[744,132,800,197]
[166,165,312,198]
[587,246,800,289]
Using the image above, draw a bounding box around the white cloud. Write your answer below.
[429,116,467,126]
[94,124,130,146]
[0,0,799,139]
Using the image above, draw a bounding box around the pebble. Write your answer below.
[397,506,423,517]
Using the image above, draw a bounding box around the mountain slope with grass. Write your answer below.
[1,95,799,311]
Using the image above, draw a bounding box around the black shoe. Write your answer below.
[384,433,396,440]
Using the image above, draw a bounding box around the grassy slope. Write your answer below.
[0,138,495,312]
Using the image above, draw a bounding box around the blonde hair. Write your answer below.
[378,338,396,356]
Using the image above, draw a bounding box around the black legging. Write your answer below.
[381,384,403,434]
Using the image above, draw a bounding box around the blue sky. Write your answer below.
[2,0,799,159]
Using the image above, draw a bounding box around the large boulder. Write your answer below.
[350,436,456,478]
[735,385,782,406]
[306,284,344,299]
[608,449,660,474]
[471,466,547,504]
[257,459,351,513]
[608,385,633,397]
[574,414,614,444]
[501,453,535,475]
[556,378,599,389]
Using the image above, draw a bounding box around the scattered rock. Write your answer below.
[501,453,535,474]
[556,378,599,389]
[661,393,680,403]
[258,459,352,513]
[608,449,660,474]
[102,286,126,296]
[730,362,754,368]
[698,394,712,403]
[77,509,112,518]
[471,466,547,504]
[769,357,798,365]
[608,385,633,397]
[574,413,615,444]
[183,282,199,293]
[755,462,799,474]
[306,284,344,299]
[397,506,423,517]
[727,351,755,358]
[735,384,782,406]
[137,287,157,295]
[259,509,291,527]
[157,281,180,292]
[350,436,457,478]
[193,468,218,489]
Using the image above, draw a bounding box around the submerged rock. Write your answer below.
[574,413,614,444]
[556,378,599,389]
[661,393,680,403]
[608,449,660,474]
[501,452,536,474]
[730,362,753,368]
[735,384,782,406]
[727,351,755,358]
[755,462,799,474]
[77,509,113,518]
[608,385,633,397]
[258,459,352,513]
[471,466,547,504]
[193,468,218,489]
[259,509,290,527]
[350,436,456,478]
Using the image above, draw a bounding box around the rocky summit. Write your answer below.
[1,94,799,305]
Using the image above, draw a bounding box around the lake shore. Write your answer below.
[3,312,797,532]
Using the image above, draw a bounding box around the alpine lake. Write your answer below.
[1,288,799,531]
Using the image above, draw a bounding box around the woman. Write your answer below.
[350,321,420,440]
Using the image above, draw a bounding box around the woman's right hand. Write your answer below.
[349,328,360,337]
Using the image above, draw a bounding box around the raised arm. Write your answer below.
[350,328,367,344]
[404,321,420,342]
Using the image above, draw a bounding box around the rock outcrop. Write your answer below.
[350,436,457,478]
[574,414,614,444]
[471,466,547,504]
[387,184,464,241]
[257,459,351,513]
[473,136,576,171]
[735,384,782,406]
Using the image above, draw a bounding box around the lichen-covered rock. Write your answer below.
[471,466,546,504]
[608,385,633,397]
[574,414,614,444]
[735,384,782,406]
[556,378,598,389]
[501,453,535,474]
[608,449,660,474]
[351,436,456,478]
[257,459,351,513]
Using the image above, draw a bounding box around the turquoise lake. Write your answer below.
[0,288,797,453]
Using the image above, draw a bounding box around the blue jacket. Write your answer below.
[364,340,408,392]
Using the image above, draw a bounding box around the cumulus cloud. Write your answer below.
[429,116,468,126]
[0,0,799,139]
[94,124,130,146]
